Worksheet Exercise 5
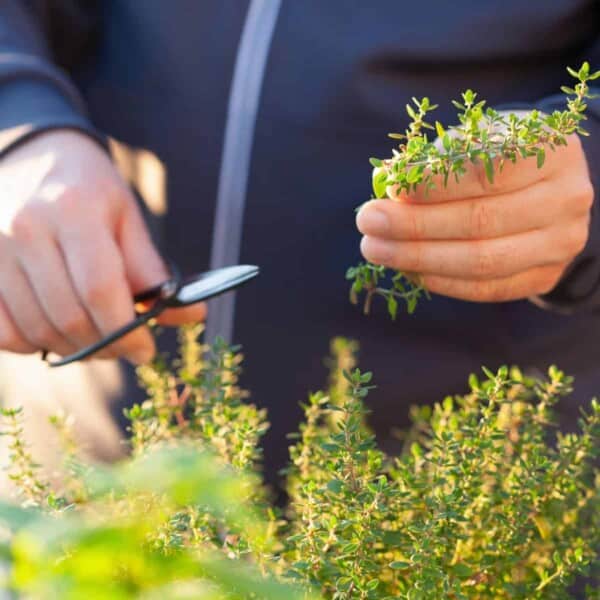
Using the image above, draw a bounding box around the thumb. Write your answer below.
[118,194,207,326]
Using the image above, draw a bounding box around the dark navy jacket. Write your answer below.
[1,1,599,478]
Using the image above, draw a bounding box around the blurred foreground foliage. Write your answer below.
[0,326,598,599]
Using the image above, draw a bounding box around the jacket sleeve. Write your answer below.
[514,27,600,314]
[532,84,600,314]
[0,1,106,160]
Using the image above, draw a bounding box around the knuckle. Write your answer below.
[54,185,85,213]
[0,335,32,354]
[471,242,495,278]
[27,322,58,348]
[537,269,563,296]
[563,221,589,257]
[106,180,133,211]
[471,279,497,302]
[80,266,123,308]
[408,208,426,240]
[56,310,90,338]
[81,277,114,307]
[410,242,425,272]
[468,201,496,239]
[573,180,594,213]
[9,206,43,242]
[0,328,15,350]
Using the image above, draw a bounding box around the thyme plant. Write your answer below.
[0,329,598,599]
[347,62,600,318]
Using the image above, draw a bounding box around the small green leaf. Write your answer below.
[452,563,475,578]
[372,170,388,198]
[560,86,576,95]
[410,442,423,459]
[326,479,344,494]
[443,133,452,152]
[482,153,494,184]
[406,165,422,184]
[369,157,382,168]
[536,147,545,169]
[387,295,398,320]
[435,121,445,138]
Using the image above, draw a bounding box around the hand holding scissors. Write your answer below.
[42,264,259,367]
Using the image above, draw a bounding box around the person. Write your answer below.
[0,1,598,485]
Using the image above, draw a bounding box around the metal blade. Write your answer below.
[174,265,259,306]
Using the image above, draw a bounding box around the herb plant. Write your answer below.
[347,62,600,318]
[1,328,598,599]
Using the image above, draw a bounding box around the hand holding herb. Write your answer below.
[349,63,600,318]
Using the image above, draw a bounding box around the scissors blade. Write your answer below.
[174,265,259,306]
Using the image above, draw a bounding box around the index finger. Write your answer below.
[59,223,156,364]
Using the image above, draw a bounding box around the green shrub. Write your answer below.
[1,327,598,599]
[1,61,599,600]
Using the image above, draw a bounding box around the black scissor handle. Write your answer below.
[42,264,183,367]
[42,302,165,367]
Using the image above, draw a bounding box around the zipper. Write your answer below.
[205,0,282,344]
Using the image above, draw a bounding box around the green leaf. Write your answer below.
[410,442,423,459]
[387,295,398,320]
[389,561,411,570]
[372,170,388,199]
[369,157,382,168]
[435,121,445,138]
[536,147,546,169]
[406,166,422,184]
[342,542,360,554]
[482,153,494,184]
[578,62,590,80]
[326,479,344,494]
[452,563,475,578]
[442,133,452,152]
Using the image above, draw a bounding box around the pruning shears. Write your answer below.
[42,264,259,367]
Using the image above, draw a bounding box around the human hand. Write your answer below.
[356,131,593,303]
[0,130,205,363]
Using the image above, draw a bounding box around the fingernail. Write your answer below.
[360,236,393,265]
[358,206,389,235]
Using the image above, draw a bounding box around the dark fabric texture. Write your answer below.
[1,0,600,481]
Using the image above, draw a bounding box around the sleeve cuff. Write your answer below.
[0,67,108,159]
